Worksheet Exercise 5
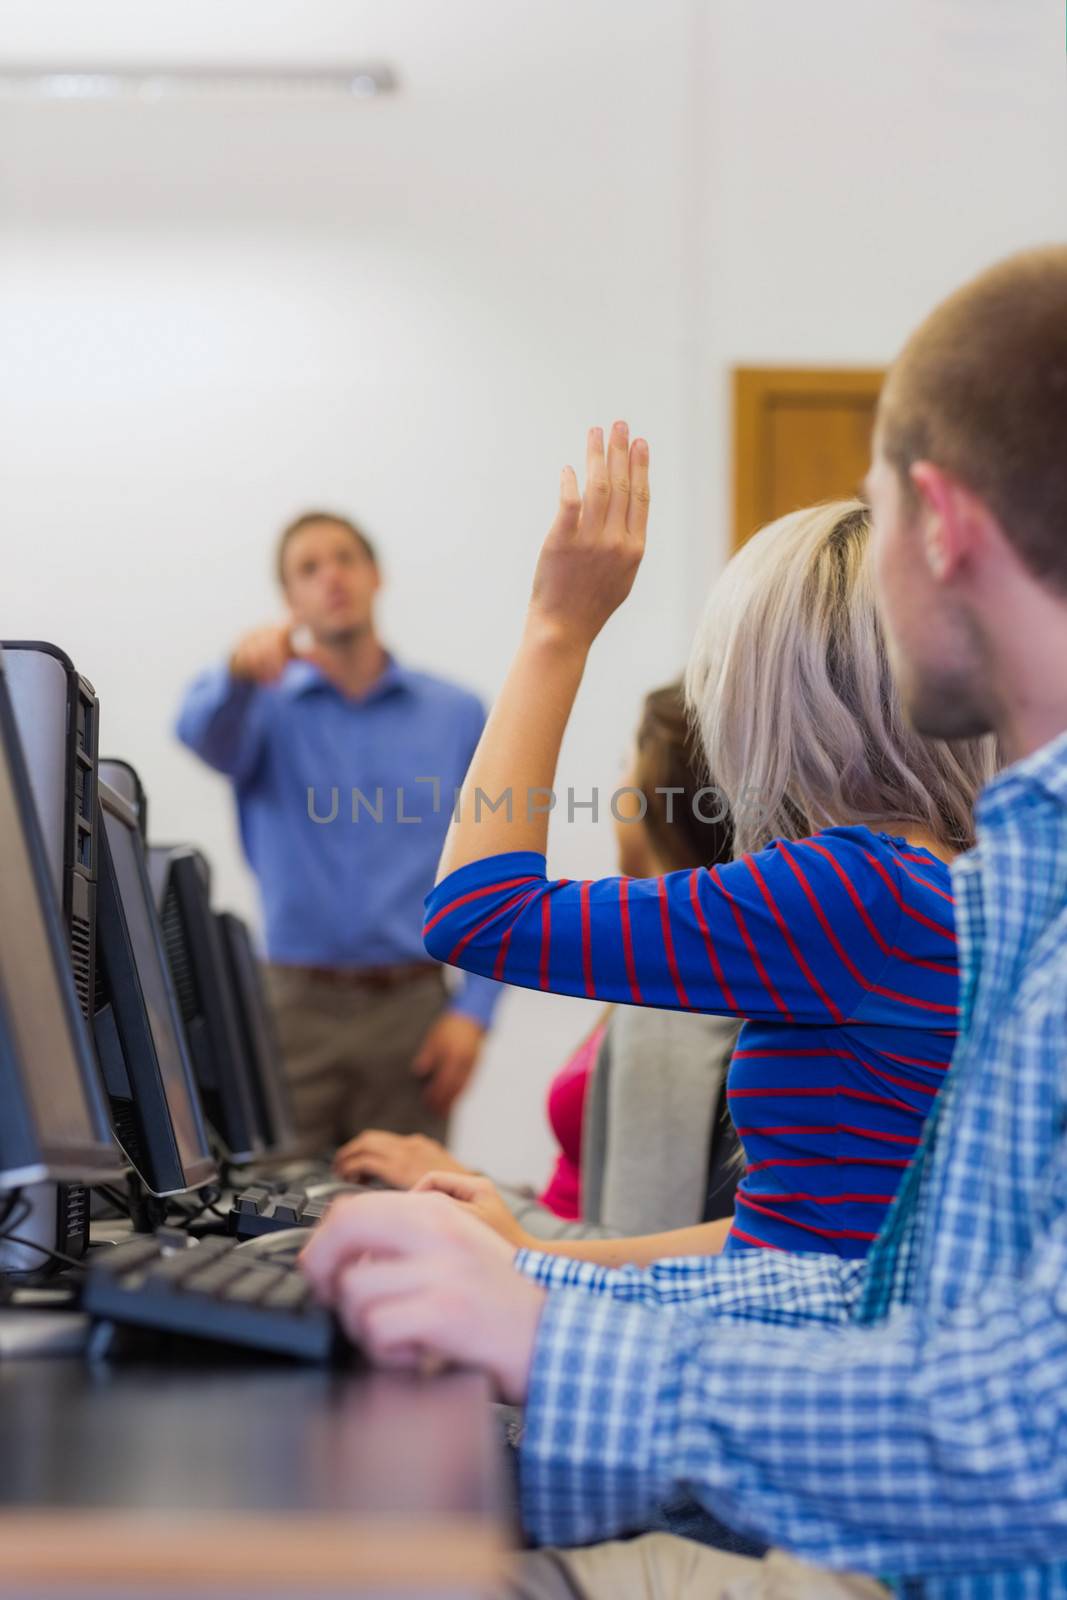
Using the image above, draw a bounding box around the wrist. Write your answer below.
[494,1283,546,1405]
[520,610,594,664]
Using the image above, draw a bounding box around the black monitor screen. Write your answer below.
[217,911,296,1158]
[98,789,215,1192]
[0,665,120,1184]
[151,847,262,1163]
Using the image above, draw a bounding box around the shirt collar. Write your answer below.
[278,651,413,705]
[975,725,1067,826]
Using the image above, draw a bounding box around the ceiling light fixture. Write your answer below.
[0,65,398,101]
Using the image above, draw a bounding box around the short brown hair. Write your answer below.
[632,683,733,871]
[878,245,1067,592]
[275,511,378,585]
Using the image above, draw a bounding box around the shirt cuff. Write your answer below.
[514,1248,613,1294]
[447,971,504,1029]
[519,1289,681,1547]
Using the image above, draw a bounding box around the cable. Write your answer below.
[0,1190,86,1272]
[96,1185,133,1218]
[0,1188,25,1233]
[166,1184,227,1228]
[0,1234,86,1272]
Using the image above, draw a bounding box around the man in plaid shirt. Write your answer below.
[303,247,1067,1598]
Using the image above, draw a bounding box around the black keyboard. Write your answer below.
[82,1234,340,1362]
[229,1184,330,1238]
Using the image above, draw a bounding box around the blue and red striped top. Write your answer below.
[423,827,958,1258]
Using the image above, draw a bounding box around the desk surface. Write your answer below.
[0,1355,512,1596]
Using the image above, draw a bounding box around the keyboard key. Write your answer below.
[146,1249,212,1285]
[183,1258,251,1296]
[214,1266,284,1305]
[270,1193,306,1224]
[262,1274,314,1311]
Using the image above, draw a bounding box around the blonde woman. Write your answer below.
[334,683,740,1242]
[422,426,996,1261]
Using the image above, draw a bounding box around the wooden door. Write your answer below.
[733,367,885,550]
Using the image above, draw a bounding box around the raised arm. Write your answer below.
[175,665,269,785]
[175,621,297,784]
[436,421,649,878]
[424,831,951,1027]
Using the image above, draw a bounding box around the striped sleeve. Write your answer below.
[423,829,956,1027]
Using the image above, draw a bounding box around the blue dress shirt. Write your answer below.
[175,655,501,1028]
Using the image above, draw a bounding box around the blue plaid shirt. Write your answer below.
[516,730,1067,1598]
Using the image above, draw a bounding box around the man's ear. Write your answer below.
[910,461,976,583]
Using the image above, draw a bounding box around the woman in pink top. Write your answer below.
[536,1018,607,1219]
[332,685,733,1213]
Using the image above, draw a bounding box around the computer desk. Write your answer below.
[0,1352,513,1598]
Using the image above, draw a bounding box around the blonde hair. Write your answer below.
[684,500,997,859]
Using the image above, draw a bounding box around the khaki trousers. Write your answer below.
[511,1537,890,1600]
[265,965,451,1158]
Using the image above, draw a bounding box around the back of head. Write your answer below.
[879,245,1067,594]
[633,683,733,871]
[685,500,997,857]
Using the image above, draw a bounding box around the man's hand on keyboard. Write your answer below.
[298,1192,546,1403]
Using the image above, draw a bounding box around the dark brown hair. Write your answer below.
[878,245,1067,593]
[632,683,733,871]
[275,510,378,586]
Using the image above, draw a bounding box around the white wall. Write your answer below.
[687,0,1067,586]
[1,0,1063,1183]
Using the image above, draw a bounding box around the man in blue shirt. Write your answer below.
[176,510,500,1154]
[303,247,1067,1597]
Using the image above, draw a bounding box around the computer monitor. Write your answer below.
[2,640,107,1259]
[216,911,297,1158]
[99,758,148,841]
[148,846,263,1164]
[95,783,217,1196]
[2,641,98,1024]
[0,649,123,1190]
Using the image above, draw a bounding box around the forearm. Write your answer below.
[437,620,587,878]
[522,1279,1067,1574]
[520,1217,733,1268]
[175,666,262,780]
[496,1185,625,1243]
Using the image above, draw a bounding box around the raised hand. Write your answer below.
[227,620,298,685]
[528,421,650,650]
[434,420,651,876]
